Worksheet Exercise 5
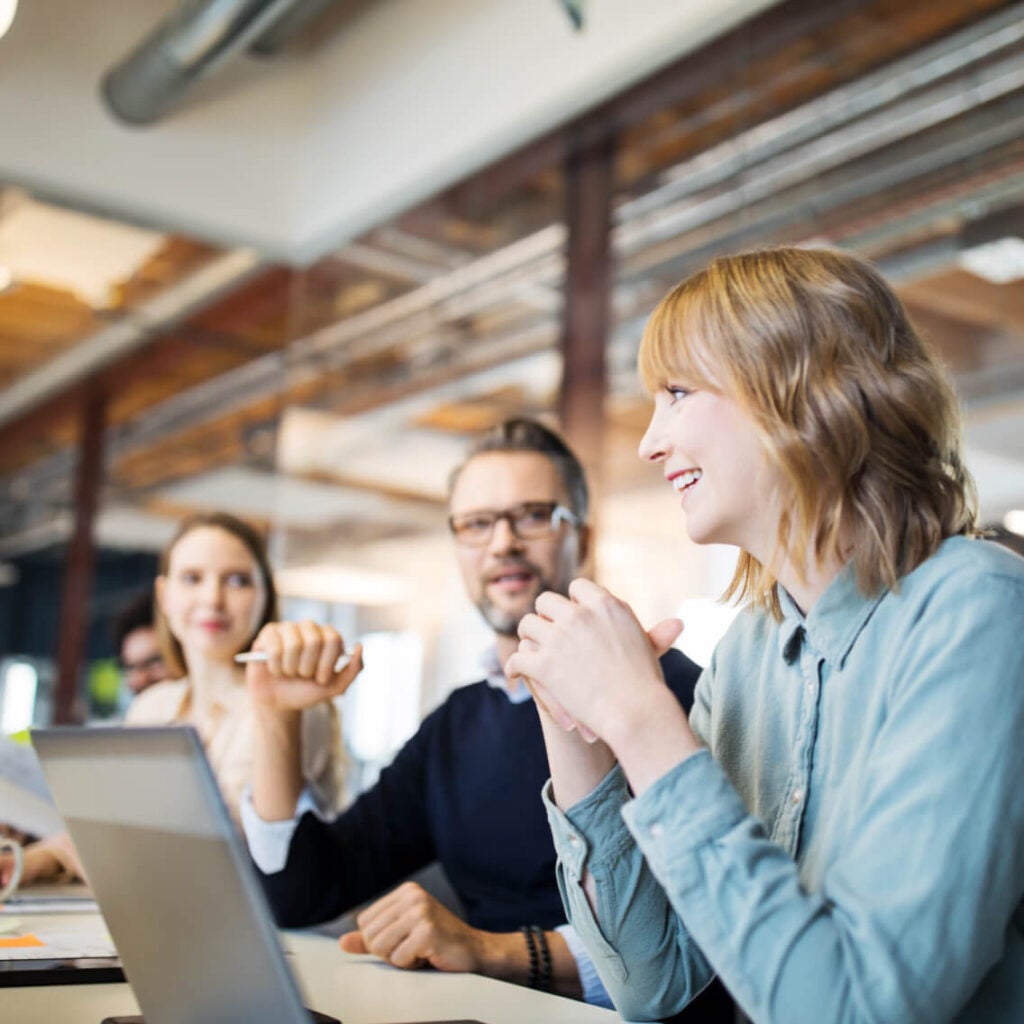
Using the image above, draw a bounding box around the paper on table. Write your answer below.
[2,899,99,914]
[0,735,63,838]
[0,933,43,949]
[0,915,116,960]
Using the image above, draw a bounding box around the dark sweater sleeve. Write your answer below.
[255,706,443,928]
[657,647,703,714]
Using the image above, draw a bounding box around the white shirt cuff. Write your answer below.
[239,786,319,874]
[556,923,613,1008]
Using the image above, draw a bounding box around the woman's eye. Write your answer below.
[666,385,690,404]
[225,572,254,588]
[179,570,202,585]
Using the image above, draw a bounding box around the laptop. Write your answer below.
[32,726,339,1024]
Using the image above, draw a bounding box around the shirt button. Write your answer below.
[649,823,664,838]
[568,834,580,845]
[791,790,803,805]
[806,681,814,693]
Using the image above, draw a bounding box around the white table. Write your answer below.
[4,916,622,1024]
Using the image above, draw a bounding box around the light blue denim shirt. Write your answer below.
[545,536,1024,1023]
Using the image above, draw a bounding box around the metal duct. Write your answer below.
[101,0,307,126]
[249,0,340,56]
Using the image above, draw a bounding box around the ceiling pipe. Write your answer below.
[101,0,307,126]
[248,0,340,56]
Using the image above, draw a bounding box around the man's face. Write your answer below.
[449,451,587,636]
[120,626,168,695]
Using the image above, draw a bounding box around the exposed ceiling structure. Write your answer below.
[0,0,1023,582]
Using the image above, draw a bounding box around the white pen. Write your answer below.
[234,651,353,673]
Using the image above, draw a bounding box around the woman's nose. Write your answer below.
[638,408,669,463]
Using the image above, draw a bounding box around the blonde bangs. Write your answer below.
[639,284,722,395]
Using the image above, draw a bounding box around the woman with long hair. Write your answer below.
[127,512,347,822]
[507,247,1024,1023]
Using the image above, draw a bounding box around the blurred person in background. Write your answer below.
[114,591,169,698]
[126,512,346,824]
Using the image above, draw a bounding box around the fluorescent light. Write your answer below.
[957,237,1024,285]
[0,1,16,41]
[1004,510,1024,537]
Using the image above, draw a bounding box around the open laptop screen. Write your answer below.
[33,726,324,1024]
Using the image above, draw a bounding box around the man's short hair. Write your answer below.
[448,418,589,521]
[113,591,157,652]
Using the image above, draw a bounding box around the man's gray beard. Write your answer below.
[478,598,525,637]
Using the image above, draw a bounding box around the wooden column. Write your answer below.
[53,385,107,724]
[559,128,616,515]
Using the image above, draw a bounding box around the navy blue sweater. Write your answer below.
[258,649,701,933]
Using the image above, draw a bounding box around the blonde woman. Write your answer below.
[508,248,1024,1023]
[127,512,345,823]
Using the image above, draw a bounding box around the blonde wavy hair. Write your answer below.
[639,247,977,617]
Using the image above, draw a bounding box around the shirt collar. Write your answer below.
[777,563,887,668]
[480,646,533,704]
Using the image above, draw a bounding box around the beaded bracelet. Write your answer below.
[521,925,539,988]
[521,924,552,991]
[531,925,552,991]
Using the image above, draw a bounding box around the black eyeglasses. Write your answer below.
[448,501,580,546]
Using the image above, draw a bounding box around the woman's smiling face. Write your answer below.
[638,381,783,563]
[156,525,267,665]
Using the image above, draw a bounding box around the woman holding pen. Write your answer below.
[127,511,349,822]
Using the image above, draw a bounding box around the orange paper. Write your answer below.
[0,933,44,948]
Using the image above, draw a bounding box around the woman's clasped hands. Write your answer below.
[507,579,684,746]
[508,578,702,796]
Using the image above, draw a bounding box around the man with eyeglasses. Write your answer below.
[241,419,730,1018]
[115,591,169,698]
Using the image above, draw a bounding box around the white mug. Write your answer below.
[0,836,23,902]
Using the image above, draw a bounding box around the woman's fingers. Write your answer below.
[647,617,684,655]
[253,622,356,684]
[296,620,325,679]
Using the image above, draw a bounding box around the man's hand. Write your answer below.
[339,882,582,998]
[245,621,363,714]
[339,882,497,973]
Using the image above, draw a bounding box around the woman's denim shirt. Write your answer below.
[545,536,1024,1023]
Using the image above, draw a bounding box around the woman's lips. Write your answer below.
[670,468,703,501]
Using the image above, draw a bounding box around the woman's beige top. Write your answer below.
[125,675,345,824]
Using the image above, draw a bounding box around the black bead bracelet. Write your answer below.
[521,924,552,991]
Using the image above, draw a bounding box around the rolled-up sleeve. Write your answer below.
[543,766,715,1020]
